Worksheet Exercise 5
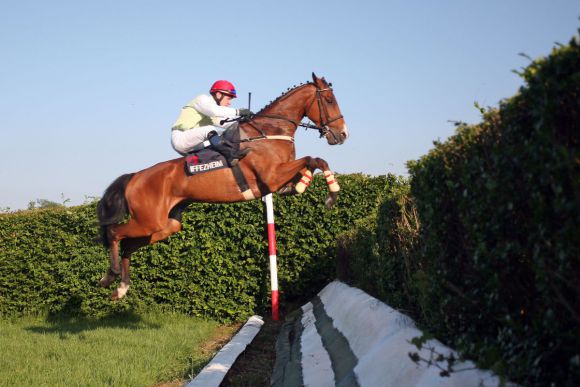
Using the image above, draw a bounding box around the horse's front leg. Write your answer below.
[313,162,340,208]
[270,156,340,208]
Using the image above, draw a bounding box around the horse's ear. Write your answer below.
[312,73,327,87]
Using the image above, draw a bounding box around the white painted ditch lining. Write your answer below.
[316,280,510,387]
[185,315,264,387]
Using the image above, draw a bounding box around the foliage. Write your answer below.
[28,199,59,210]
[339,37,579,385]
[0,174,397,322]
[409,37,579,385]
[336,177,420,316]
[27,194,71,210]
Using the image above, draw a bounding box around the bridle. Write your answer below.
[304,86,344,139]
[241,83,344,142]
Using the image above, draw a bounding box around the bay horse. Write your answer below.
[97,73,348,300]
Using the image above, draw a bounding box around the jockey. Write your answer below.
[171,80,253,165]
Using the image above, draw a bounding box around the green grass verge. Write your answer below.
[0,311,237,386]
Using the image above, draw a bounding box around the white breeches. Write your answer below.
[171,125,223,155]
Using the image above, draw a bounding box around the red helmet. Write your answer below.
[210,80,237,98]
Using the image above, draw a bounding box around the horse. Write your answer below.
[97,73,348,300]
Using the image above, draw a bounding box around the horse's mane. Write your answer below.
[256,81,314,114]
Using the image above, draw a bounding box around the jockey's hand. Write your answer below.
[237,108,253,117]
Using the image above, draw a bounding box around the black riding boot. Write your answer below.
[208,132,250,166]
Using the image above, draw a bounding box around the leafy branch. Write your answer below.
[408,335,476,378]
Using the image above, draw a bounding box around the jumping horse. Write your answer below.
[97,73,348,300]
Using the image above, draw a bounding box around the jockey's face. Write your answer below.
[215,92,233,107]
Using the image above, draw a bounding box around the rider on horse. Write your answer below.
[98,74,348,301]
[171,80,253,165]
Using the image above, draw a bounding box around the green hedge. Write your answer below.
[339,37,579,385]
[409,38,579,385]
[336,178,421,316]
[0,174,399,322]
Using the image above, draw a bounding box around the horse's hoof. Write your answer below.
[111,282,130,301]
[277,184,296,196]
[99,274,115,288]
[325,192,338,209]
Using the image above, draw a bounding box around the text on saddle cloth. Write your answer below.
[185,149,228,176]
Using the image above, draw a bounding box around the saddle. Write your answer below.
[184,126,245,176]
[184,126,254,199]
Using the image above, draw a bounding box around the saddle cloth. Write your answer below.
[185,149,227,175]
[184,125,247,176]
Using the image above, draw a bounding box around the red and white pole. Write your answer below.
[263,193,279,321]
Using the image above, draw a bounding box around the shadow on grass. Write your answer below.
[26,311,161,336]
[24,296,161,335]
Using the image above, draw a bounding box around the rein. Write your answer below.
[224,82,343,143]
[247,85,343,140]
[237,116,295,143]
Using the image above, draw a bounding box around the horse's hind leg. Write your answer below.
[149,218,182,243]
[99,227,121,288]
[100,219,156,289]
[100,218,150,289]
[100,219,153,291]
[111,257,131,301]
[111,219,182,300]
[110,236,150,300]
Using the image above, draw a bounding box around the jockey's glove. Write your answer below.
[237,108,253,117]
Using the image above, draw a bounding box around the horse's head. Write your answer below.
[305,73,349,145]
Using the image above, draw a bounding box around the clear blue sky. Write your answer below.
[0,1,578,210]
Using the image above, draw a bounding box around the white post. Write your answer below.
[263,193,279,321]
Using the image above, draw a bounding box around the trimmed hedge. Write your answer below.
[338,37,579,385]
[409,38,579,385]
[0,174,399,322]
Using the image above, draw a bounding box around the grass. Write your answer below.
[0,310,239,386]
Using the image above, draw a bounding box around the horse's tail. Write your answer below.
[97,173,135,247]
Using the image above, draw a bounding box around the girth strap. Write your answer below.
[240,135,294,143]
[231,164,255,200]
[263,135,294,142]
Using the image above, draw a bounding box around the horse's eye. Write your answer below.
[325,96,335,104]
